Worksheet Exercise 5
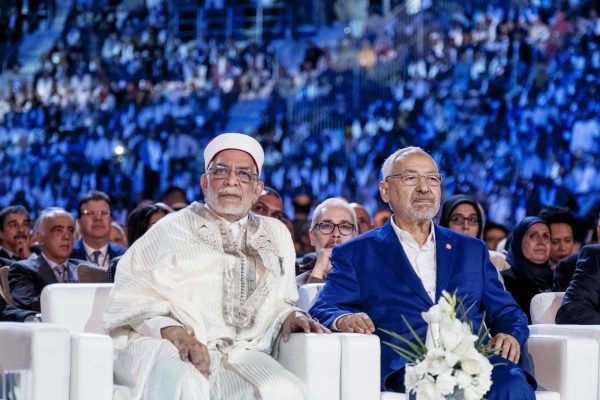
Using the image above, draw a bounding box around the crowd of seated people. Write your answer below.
[1,181,599,322]
[0,0,276,217]
[0,0,55,67]
[0,0,598,235]
[262,1,600,230]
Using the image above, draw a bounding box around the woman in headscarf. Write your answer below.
[439,194,484,239]
[439,195,511,273]
[501,216,552,323]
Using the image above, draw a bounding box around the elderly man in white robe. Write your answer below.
[103,133,328,400]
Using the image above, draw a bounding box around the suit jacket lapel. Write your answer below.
[434,225,457,301]
[37,257,58,284]
[377,221,434,306]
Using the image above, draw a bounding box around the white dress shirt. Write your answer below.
[82,241,109,270]
[390,218,437,302]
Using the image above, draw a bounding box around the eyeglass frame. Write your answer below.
[207,164,258,184]
[448,215,480,226]
[312,221,357,236]
[81,210,111,218]
[385,173,443,186]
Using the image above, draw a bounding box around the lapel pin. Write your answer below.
[446,243,452,250]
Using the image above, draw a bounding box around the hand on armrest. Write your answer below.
[161,326,210,378]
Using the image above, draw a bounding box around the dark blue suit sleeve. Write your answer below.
[479,243,529,347]
[309,245,363,328]
[556,245,600,324]
[8,263,42,312]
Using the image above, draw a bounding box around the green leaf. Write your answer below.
[379,327,425,355]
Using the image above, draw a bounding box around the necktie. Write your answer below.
[91,250,102,266]
[55,264,67,283]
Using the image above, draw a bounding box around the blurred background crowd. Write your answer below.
[0,0,599,240]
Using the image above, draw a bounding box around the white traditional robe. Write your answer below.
[103,203,305,400]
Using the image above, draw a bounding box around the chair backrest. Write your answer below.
[530,292,565,324]
[0,265,13,305]
[297,283,325,312]
[77,263,109,283]
[41,283,113,334]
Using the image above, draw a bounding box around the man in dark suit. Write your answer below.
[0,294,37,321]
[70,191,126,269]
[310,147,534,399]
[553,213,600,291]
[9,207,79,315]
[0,205,34,262]
[555,244,600,324]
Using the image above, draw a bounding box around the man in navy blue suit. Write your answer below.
[310,147,535,399]
[70,191,126,269]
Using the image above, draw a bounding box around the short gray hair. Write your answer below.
[310,198,358,231]
[380,146,428,179]
[34,208,73,234]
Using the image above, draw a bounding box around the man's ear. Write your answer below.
[200,174,208,196]
[309,230,316,247]
[254,181,265,200]
[379,180,390,203]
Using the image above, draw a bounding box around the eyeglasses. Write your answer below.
[81,210,111,218]
[385,173,442,186]
[208,165,257,184]
[313,222,356,236]
[449,215,480,226]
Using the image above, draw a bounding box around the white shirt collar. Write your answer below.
[389,216,437,302]
[389,217,436,249]
[82,240,109,257]
[41,253,64,271]
[82,240,110,269]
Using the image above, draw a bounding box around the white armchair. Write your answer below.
[298,283,595,400]
[0,322,71,400]
[39,283,341,400]
[41,284,114,400]
[529,291,600,399]
[530,292,565,324]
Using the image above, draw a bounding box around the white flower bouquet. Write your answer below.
[380,291,497,400]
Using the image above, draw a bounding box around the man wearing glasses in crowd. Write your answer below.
[296,198,358,286]
[70,191,126,269]
[310,146,535,399]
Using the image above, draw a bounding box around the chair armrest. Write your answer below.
[70,333,114,400]
[0,322,71,400]
[335,333,381,400]
[527,334,598,400]
[276,333,341,400]
[297,283,325,312]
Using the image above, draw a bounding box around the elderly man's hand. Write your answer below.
[336,313,375,334]
[161,326,210,377]
[15,239,31,259]
[311,248,333,280]
[490,333,520,363]
[280,311,331,341]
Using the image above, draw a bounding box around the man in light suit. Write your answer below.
[9,208,79,318]
[310,147,535,399]
[70,191,126,269]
